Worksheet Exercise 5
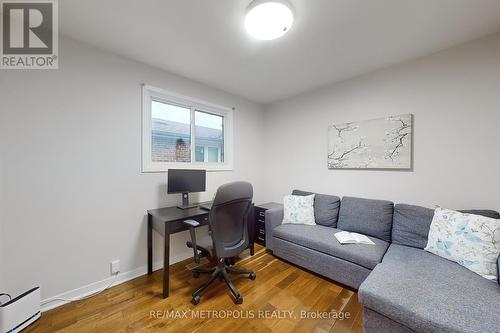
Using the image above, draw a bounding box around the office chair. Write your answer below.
[183,181,256,305]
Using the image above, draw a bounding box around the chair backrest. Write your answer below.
[209,181,253,258]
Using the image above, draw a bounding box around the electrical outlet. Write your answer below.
[110,260,120,275]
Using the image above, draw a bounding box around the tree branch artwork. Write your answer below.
[332,123,358,139]
[385,116,412,161]
[327,114,412,169]
[328,139,365,168]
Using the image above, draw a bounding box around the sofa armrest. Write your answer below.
[265,205,284,251]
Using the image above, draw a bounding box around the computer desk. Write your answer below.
[147,202,255,298]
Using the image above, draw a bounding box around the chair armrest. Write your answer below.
[183,219,201,263]
[265,205,284,251]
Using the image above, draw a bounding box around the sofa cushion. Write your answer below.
[282,194,316,225]
[272,224,389,270]
[459,209,500,219]
[337,196,394,242]
[392,203,434,249]
[292,189,340,227]
[392,205,500,250]
[425,208,500,281]
[359,244,500,333]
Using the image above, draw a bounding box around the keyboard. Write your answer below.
[199,201,213,211]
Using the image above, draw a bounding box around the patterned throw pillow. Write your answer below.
[282,194,316,225]
[425,208,500,281]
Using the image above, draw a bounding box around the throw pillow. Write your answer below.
[425,207,500,281]
[282,194,316,225]
[292,190,340,227]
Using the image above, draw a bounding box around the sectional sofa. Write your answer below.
[265,190,500,333]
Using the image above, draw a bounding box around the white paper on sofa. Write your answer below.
[334,231,375,245]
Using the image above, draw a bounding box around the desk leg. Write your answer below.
[249,204,255,256]
[147,214,153,275]
[163,225,170,298]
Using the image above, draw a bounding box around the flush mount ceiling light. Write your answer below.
[245,0,294,40]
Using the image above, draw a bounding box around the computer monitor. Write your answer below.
[167,169,206,209]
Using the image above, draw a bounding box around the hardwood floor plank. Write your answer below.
[330,289,363,333]
[27,246,363,333]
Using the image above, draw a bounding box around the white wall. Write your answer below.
[0,37,265,300]
[263,33,500,211]
[0,161,4,291]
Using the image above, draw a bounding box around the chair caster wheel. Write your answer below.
[191,295,200,305]
[192,271,200,278]
[235,295,243,304]
[249,272,256,280]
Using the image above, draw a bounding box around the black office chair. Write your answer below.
[183,181,256,305]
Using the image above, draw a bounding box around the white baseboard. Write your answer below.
[40,250,193,313]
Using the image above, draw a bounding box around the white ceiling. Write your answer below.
[60,0,500,104]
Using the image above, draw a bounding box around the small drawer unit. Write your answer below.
[254,202,282,246]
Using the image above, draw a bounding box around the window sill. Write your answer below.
[141,163,234,173]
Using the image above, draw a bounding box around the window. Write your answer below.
[151,101,191,163]
[142,85,233,172]
[194,110,224,163]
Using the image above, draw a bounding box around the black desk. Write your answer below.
[147,203,254,298]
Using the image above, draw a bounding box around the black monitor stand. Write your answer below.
[177,192,198,210]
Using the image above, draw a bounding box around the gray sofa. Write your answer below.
[265,190,500,333]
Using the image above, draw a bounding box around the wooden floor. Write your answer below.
[27,246,363,333]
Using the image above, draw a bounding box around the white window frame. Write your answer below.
[142,84,234,172]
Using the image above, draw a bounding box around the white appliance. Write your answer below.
[0,287,40,333]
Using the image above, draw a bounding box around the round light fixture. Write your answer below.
[245,0,294,41]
